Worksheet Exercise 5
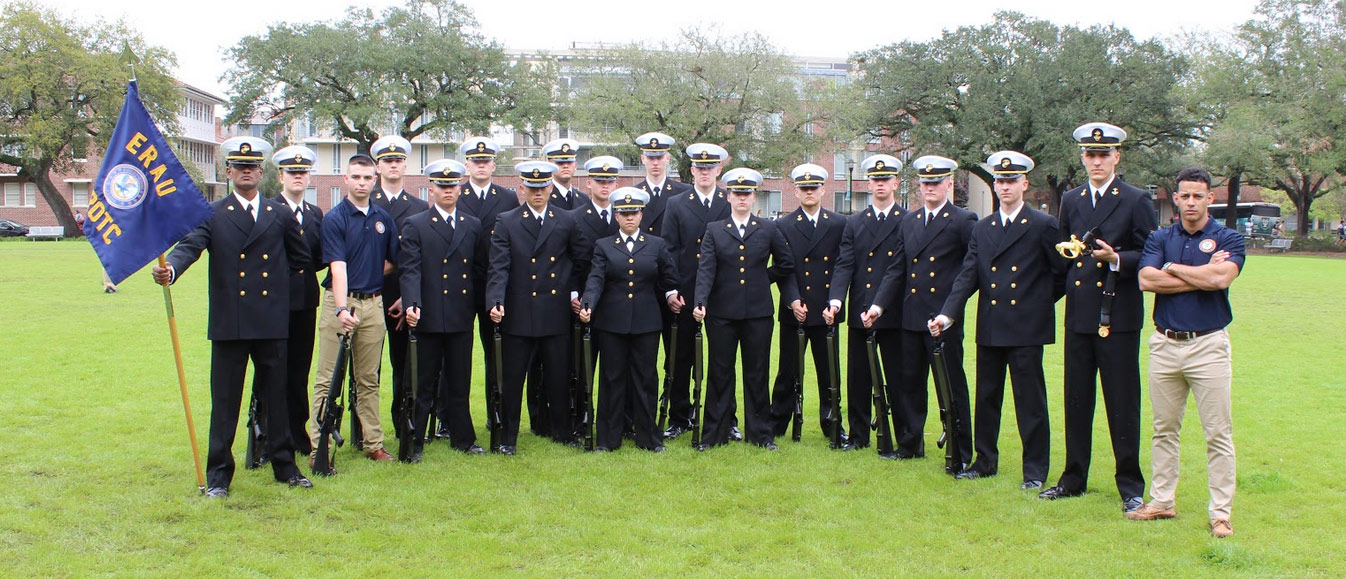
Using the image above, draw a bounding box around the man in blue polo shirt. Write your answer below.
[309,154,400,465]
[1129,167,1243,538]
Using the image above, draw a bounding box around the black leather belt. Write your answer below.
[349,291,382,300]
[1156,327,1219,341]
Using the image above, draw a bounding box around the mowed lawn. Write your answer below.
[1,240,1343,575]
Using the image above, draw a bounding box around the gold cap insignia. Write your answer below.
[295,155,304,163]
[875,160,885,170]
[531,169,540,177]
[603,163,611,171]
[650,138,659,147]
[561,143,571,152]
[1001,157,1011,168]
[477,142,486,151]
[240,143,251,153]
[804,172,812,180]
[736,175,746,183]
[925,164,934,172]
[1092,128,1103,141]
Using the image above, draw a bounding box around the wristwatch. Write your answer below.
[334,306,349,317]
[1161,262,1174,272]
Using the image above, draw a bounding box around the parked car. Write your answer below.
[0,219,30,237]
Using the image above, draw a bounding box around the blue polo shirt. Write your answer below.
[1139,218,1245,332]
[321,199,399,294]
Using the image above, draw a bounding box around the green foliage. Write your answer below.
[852,11,1196,205]
[3,243,1345,575]
[566,29,847,180]
[1198,0,1346,236]
[223,0,555,153]
[0,2,178,230]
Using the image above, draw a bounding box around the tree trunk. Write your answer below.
[1296,198,1313,238]
[1224,171,1241,230]
[22,160,80,236]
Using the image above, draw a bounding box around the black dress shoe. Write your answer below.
[760,441,779,451]
[406,451,423,464]
[729,426,744,442]
[663,425,688,439]
[955,468,992,480]
[1122,496,1144,513]
[694,443,710,452]
[648,445,666,453]
[877,450,899,460]
[1038,485,1084,500]
[562,439,581,448]
[285,475,314,489]
[462,444,486,455]
[894,447,926,459]
[205,486,229,498]
[1021,480,1044,490]
[847,442,870,451]
[495,445,516,455]
[435,426,452,440]
[594,446,613,453]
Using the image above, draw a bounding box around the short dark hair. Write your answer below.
[1175,167,1212,188]
[348,154,375,169]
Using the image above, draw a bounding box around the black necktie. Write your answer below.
[245,203,255,222]
[601,209,609,223]
[703,198,711,210]
[626,237,634,252]
[877,212,886,223]
[653,186,661,196]
[447,214,455,231]
[293,204,302,225]
[1093,189,1101,207]
[739,224,746,237]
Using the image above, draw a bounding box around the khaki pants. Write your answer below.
[1147,329,1236,520]
[310,291,386,453]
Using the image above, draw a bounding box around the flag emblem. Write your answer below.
[103,165,149,210]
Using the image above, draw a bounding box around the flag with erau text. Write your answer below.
[84,81,213,284]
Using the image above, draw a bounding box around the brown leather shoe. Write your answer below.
[1125,502,1176,521]
[1211,519,1233,538]
[364,448,395,462]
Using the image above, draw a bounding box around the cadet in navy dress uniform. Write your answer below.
[1040,123,1158,514]
[633,132,693,236]
[152,137,312,497]
[933,151,1065,488]
[368,135,427,442]
[272,145,325,456]
[691,168,799,450]
[866,156,976,465]
[401,159,486,460]
[578,188,680,452]
[824,154,906,456]
[457,137,521,437]
[570,156,625,300]
[544,138,588,210]
[486,161,591,453]
[767,164,848,445]
[660,143,732,440]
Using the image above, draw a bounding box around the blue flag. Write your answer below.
[84,81,213,285]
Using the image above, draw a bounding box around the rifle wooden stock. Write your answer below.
[312,333,351,477]
[690,306,705,448]
[489,302,505,451]
[244,391,266,469]
[866,328,896,458]
[657,319,677,433]
[826,324,843,450]
[930,339,956,471]
[792,322,805,442]
[398,322,419,463]
[580,321,596,451]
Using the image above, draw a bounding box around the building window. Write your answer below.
[833,153,848,180]
[331,145,341,175]
[2,182,18,207]
[418,187,428,201]
[304,187,317,205]
[23,183,36,207]
[72,182,90,207]
[419,145,428,172]
[331,186,342,206]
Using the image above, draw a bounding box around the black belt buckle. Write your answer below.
[1161,328,1195,340]
[350,291,381,300]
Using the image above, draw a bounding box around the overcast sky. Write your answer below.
[45,0,1260,99]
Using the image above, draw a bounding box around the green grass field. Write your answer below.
[2,240,1343,575]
